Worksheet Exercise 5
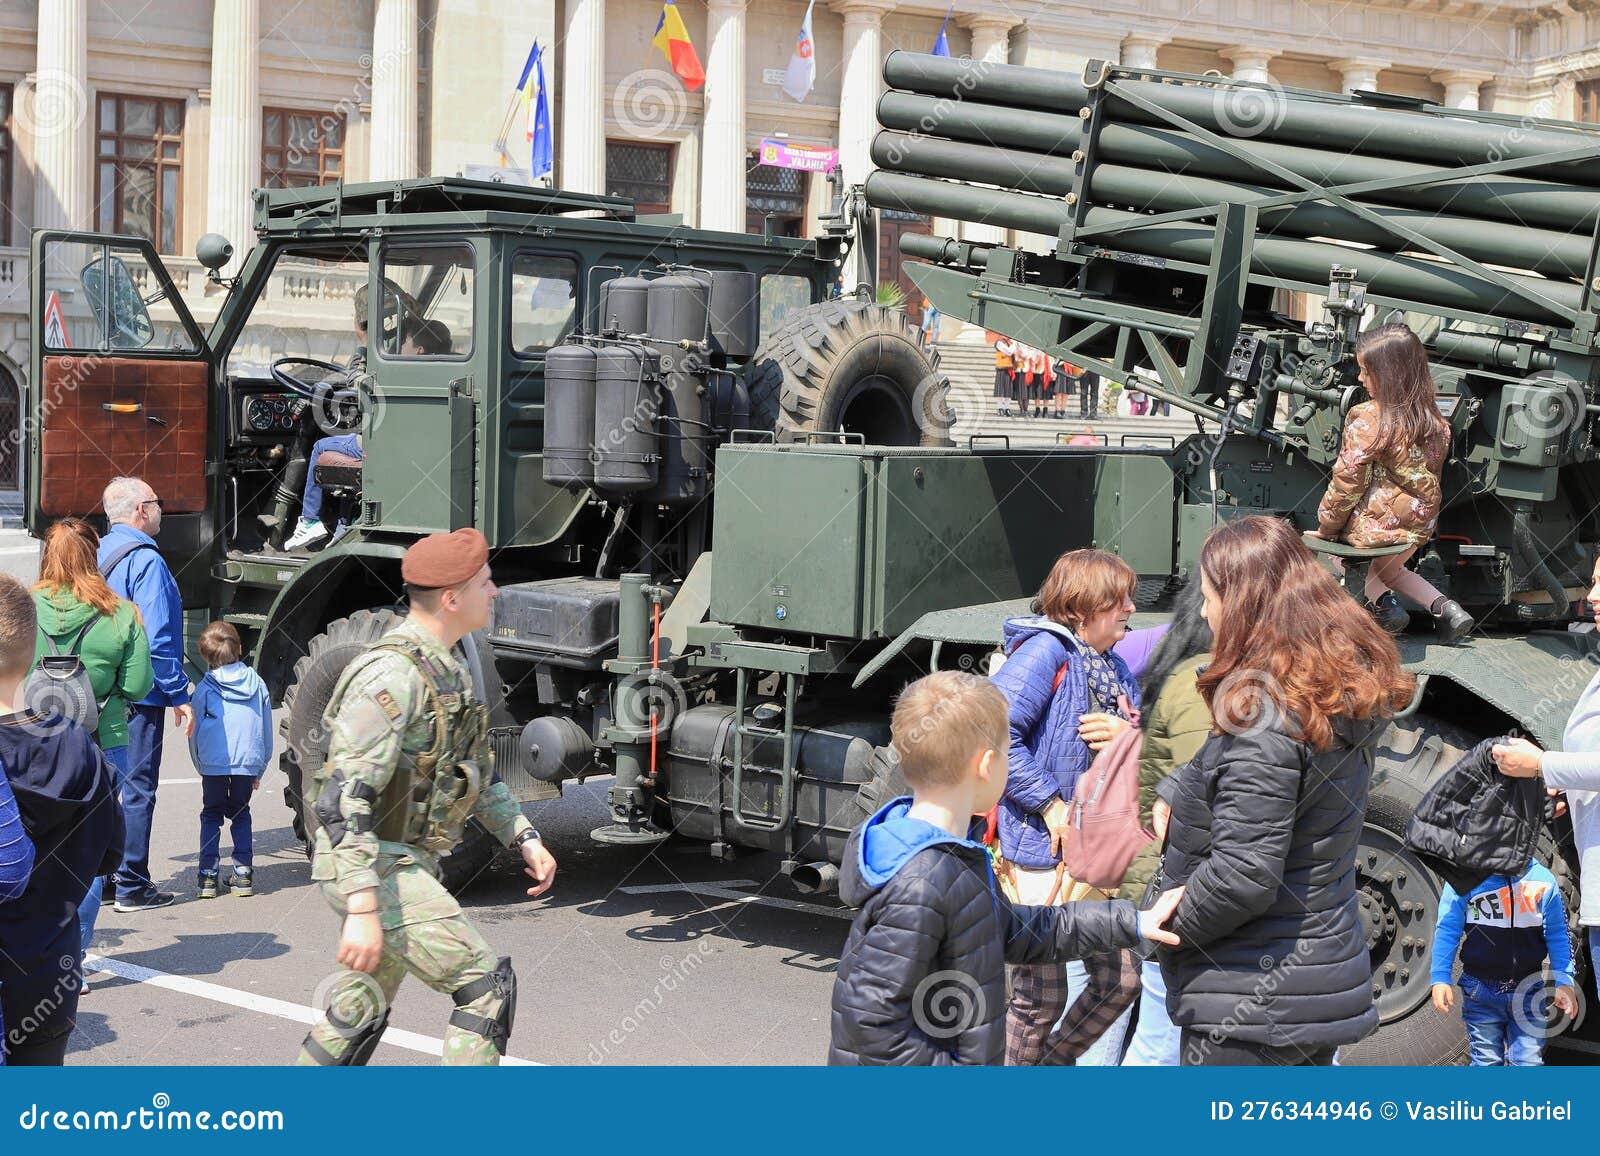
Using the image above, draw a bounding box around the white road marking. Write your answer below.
[159,777,202,785]
[618,880,852,921]
[85,954,539,1065]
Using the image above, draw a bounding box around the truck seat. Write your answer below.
[313,450,364,493]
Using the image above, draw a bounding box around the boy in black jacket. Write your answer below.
[828,672,1183,1065]
[0,575,123,1064]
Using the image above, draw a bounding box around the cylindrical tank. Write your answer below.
[597,276,649,335]
[541,343,597,489]
[643,349,710,506]
[646,273,712,344]
[591,344,658,493]
[707,270,759,357]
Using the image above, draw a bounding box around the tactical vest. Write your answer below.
[318,634,489,856]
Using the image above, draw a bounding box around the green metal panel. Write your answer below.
[709,447,867,636]
[1092,455,1179,576]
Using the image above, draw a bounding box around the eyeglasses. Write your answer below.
[139,498,163,511]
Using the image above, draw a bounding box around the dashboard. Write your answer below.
[237,391,304,440]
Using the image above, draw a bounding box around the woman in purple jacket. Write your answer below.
[993,548,1140,1066]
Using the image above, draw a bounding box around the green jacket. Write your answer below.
[1119,652,1213,902]
[32,587,154,750]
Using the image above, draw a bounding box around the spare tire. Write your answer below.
[747,298,953,447]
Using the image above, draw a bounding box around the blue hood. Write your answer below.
[205,662,267,703]
[1001,615,1083,658]
[840,796,985,906]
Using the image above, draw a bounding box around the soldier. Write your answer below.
[298,528,557,1066]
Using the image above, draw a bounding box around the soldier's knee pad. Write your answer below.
[449,956,516,1055]
[302,1003,391,1066]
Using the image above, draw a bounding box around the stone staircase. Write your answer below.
[934,342,1211,448]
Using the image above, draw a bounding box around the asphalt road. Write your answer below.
[69,712,850,1066]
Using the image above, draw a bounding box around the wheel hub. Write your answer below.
[1356,823,1439,1023]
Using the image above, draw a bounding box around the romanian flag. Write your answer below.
[652,1,705,91]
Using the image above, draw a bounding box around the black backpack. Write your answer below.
[23,619,104,731]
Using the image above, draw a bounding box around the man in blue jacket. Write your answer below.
[99,477,193,912]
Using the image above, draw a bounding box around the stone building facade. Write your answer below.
[0,0,1596,493]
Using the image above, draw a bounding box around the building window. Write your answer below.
[262,108,345,188]
[1579,80,1600,124]
[95,95,184,253]
[0,85,11,247]
[746,155,807,236]
[606,141,673,215]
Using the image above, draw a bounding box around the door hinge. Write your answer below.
[451,376,475,400]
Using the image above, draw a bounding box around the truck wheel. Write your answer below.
[855,744,909,816]
[280,609,505,894]
[747,298,953,447]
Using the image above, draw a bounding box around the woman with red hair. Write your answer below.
[1157,515,1412,1066]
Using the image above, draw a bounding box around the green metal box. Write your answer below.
[709,443,1179,640]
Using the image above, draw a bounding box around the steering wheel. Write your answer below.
[270,356,348,400]
[270,355,368,434]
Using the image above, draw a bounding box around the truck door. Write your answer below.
[360,241,479,533]
[28,232,211,544]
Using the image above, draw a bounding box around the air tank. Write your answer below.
[643,349,710,506]
[646,273,712,344]
[597,276,649,335]
[592,344,659,494]
[541,343,597,490]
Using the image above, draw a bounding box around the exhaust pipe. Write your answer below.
[792,861,839,896]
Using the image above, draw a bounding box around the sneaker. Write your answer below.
[328,520,353,547]
[227,867,254,897]
[284,517,328,550]
[1432,598,1475,646]
[113,890,177,913]
[197,871,219,900]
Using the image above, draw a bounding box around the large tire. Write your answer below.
[280,608,505,894]
[747,298,952,447]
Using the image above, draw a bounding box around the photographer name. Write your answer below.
[1408,1100,1572,1122]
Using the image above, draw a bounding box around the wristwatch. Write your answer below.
[512,827,543,849]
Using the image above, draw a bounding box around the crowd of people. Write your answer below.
[989,335,1174,422]
[831,324,1598,1067]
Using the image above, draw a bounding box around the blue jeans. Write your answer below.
[302,435,362,521]
[1460,975,1545,1066]
[199,775,255,873]
[116,704,166,903]
[1122,958,1180,1066]
[77,745,128,954]
[1061,959,1134,1065]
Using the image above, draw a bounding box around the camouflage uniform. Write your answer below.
[297,617,532,1066]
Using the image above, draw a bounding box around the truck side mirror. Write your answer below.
[79,254,154,350]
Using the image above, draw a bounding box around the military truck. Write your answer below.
[24,177,952,892]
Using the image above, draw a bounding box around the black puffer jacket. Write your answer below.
[1404,736,1543,896]
[829,798,1141,1065]
[1156,715,1382,1050]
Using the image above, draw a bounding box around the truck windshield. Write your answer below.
[224,246,368,377]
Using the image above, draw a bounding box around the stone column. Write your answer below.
[30,0,90,231]
[700,0,747,232]
[1429,69,1494,111]
[206,0,259,269]
[1120,32,1164,70]
[561,0,606,194]
[1219,44,1279,84]
[1330,57,1391,94]
[369,0,420,180]
[831,0,894,189]
[959,16,1015,245]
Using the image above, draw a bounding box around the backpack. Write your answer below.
[1064,710,1151,891]
[23,619,103,732]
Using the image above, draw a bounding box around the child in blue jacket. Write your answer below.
[1430,859,1575,1066]
[189,622,273,899]
[0,759,36,1066]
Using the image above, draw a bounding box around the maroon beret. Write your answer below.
[402,528,489,588]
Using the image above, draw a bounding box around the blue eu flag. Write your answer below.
[525,42,554,178]
[931,6,951,56]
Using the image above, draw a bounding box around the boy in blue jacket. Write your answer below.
[189,622,273,899]
[1430,859,1576,1065]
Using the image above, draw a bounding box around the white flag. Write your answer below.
[782,0,816,103]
